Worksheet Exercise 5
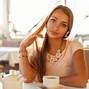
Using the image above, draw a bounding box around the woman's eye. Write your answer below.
[62,23,68,28]
[50,19,56,23]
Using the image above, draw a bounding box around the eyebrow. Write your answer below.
[62,21,68,24]
[50,16,57,19]
[51,16,68,24]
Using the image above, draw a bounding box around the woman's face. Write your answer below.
[46,9,69,39]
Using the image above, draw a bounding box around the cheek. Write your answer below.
[46,29,49,35]
[59,29,67,34]
[46,23,53,31]
[59,30,68,36]
[46,23,68,36]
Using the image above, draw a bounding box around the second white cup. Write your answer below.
[43,76,60,88]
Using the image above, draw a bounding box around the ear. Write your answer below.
[64,31,70,38]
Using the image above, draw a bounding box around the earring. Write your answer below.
[64,31,69,38]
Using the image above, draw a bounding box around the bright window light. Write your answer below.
[9,0,89,39]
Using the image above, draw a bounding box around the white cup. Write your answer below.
[43,76,60,88]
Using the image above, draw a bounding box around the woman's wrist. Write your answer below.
[19,47,28,58]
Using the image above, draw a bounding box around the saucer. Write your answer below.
[23,82,42,89]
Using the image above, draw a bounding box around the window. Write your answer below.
[0,0,3,35]
[1,0,89,41]
[9,0,65,39]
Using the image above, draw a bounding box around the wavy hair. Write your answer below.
[29,5,73,82]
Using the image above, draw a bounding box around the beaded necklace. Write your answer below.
[46,40,64,64]
[47,49,62,64]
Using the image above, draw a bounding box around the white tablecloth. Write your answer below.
[22,81,89,89]
[0,79,89,89]
[0,47,19,67]
[0,47,19,52]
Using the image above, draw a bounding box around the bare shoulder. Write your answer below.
[68,40,84,55]
[70,40,83,47]
[71,40,84,58]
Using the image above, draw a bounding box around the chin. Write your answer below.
[48,35,62,39]
[47,32,63,39]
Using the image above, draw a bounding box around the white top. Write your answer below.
[46,40,83,77]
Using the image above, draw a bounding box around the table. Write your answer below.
[0,47,19,52]
[0,81,3,89]
[22,81,89,89]
[0,47,19,67]
[0,80,89,89]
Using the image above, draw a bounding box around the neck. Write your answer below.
[48,38,64,52]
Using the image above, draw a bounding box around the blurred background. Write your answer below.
[0,0,89,45]
[0,0,89,89]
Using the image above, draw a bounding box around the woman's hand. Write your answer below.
[20,17,48,49]
[20,34,37,49]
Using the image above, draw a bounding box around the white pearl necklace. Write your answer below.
[47,49,62,64]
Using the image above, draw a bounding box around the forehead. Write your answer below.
[51,9,69,22]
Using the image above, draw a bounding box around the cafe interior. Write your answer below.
[0,0,89,89]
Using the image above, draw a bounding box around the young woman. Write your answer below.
[19,5,88,88]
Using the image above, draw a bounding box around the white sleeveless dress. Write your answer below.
[45,40,87,89]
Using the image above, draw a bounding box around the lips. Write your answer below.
[50,31,59,35]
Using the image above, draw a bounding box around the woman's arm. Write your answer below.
[19,48,37,83]
[60,49,88,88]
[19,17,48,83]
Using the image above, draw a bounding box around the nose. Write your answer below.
[54,23,60,30]
[55,22,61,28]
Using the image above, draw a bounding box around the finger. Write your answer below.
[33,16,48,35]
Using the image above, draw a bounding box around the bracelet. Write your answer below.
[19,49,27,53]
[19,49,28,58]
[19,54,28,58]
[19,52,28,58]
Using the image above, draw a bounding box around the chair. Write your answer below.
[2,40,21,47]
[0,65,4,73]
[84,49,89,79]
